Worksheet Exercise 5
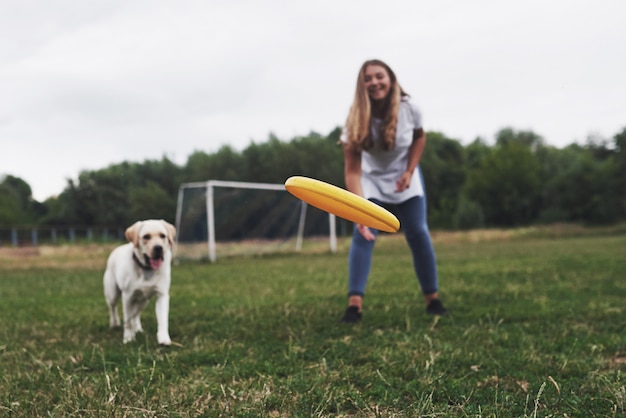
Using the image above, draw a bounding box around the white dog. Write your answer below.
[103,219,176,345]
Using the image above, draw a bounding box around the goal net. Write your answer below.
[174,180,337,262]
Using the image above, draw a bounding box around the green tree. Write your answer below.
[287,131,343,184]
[539,133,624,225]
[0,175,37,225]
[239,131,343,185]
[0,183,23,224]
[613,128,626,219]
[129,181,175,222]
[49,157,181,227]
[136,157,182,197]
[496,127,544,149]
[535,144,577,223]
[452,197,484,230]
[3,176,32,210]
[420,132,466,228]
[464,140,542,226]
[465,137,491,170]
[183,146,244,183]
[21,125,626,230]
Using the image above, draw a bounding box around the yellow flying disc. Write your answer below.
[284,176,400,233]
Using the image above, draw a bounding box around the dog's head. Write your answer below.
[125,219,176,270]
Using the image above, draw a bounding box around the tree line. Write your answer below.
[2,126,625,232]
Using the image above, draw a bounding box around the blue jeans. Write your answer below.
[347,194,439,297]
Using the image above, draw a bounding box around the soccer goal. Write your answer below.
[174,180,337,262]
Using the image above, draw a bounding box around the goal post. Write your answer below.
[174,180,337,262]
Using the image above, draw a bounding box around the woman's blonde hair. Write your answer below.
[344,59,407,151]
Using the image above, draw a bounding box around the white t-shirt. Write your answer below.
[343,96,424,204]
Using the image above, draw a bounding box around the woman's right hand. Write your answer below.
[357,224,376,241]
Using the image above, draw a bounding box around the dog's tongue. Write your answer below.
[150,258,163,270]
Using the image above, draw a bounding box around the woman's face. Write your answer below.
[363,64,391,101]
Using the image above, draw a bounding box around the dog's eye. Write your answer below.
[160,233,166,239]
[142,234,151,240]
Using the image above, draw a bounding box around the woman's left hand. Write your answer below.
[356,224,376,241]
[395,171,412,192]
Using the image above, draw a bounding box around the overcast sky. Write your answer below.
[1,0,625,201]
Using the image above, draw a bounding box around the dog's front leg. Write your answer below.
[121,294,143,344]
[132,313,144,334]
[155,293,171,346]
[107,300,121,328]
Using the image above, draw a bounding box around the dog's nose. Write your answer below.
[153,245,163,259]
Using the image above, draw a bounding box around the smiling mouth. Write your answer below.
[369,87,386,96]
[143,254,164,270]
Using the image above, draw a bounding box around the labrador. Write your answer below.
[103,219,176,345]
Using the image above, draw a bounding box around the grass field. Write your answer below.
[1,226,625,417]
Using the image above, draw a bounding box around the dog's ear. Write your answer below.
[125,221,143,246]
[161,220,177,246]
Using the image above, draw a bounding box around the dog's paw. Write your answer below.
[123,330,136,344]
[157,332,171,346]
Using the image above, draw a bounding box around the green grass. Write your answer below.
[1,229,625,417]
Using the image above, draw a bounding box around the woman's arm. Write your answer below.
[343,143,376,241]
[396,128,426,192]
[343,143,363,196]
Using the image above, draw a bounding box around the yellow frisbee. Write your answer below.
[284,176,400,233]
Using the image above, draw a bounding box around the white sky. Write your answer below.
[1,0,625,201]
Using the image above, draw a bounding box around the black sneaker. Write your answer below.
[426,299,448,316]
[340,306,362,323]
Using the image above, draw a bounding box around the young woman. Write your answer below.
[340,59,447,323]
